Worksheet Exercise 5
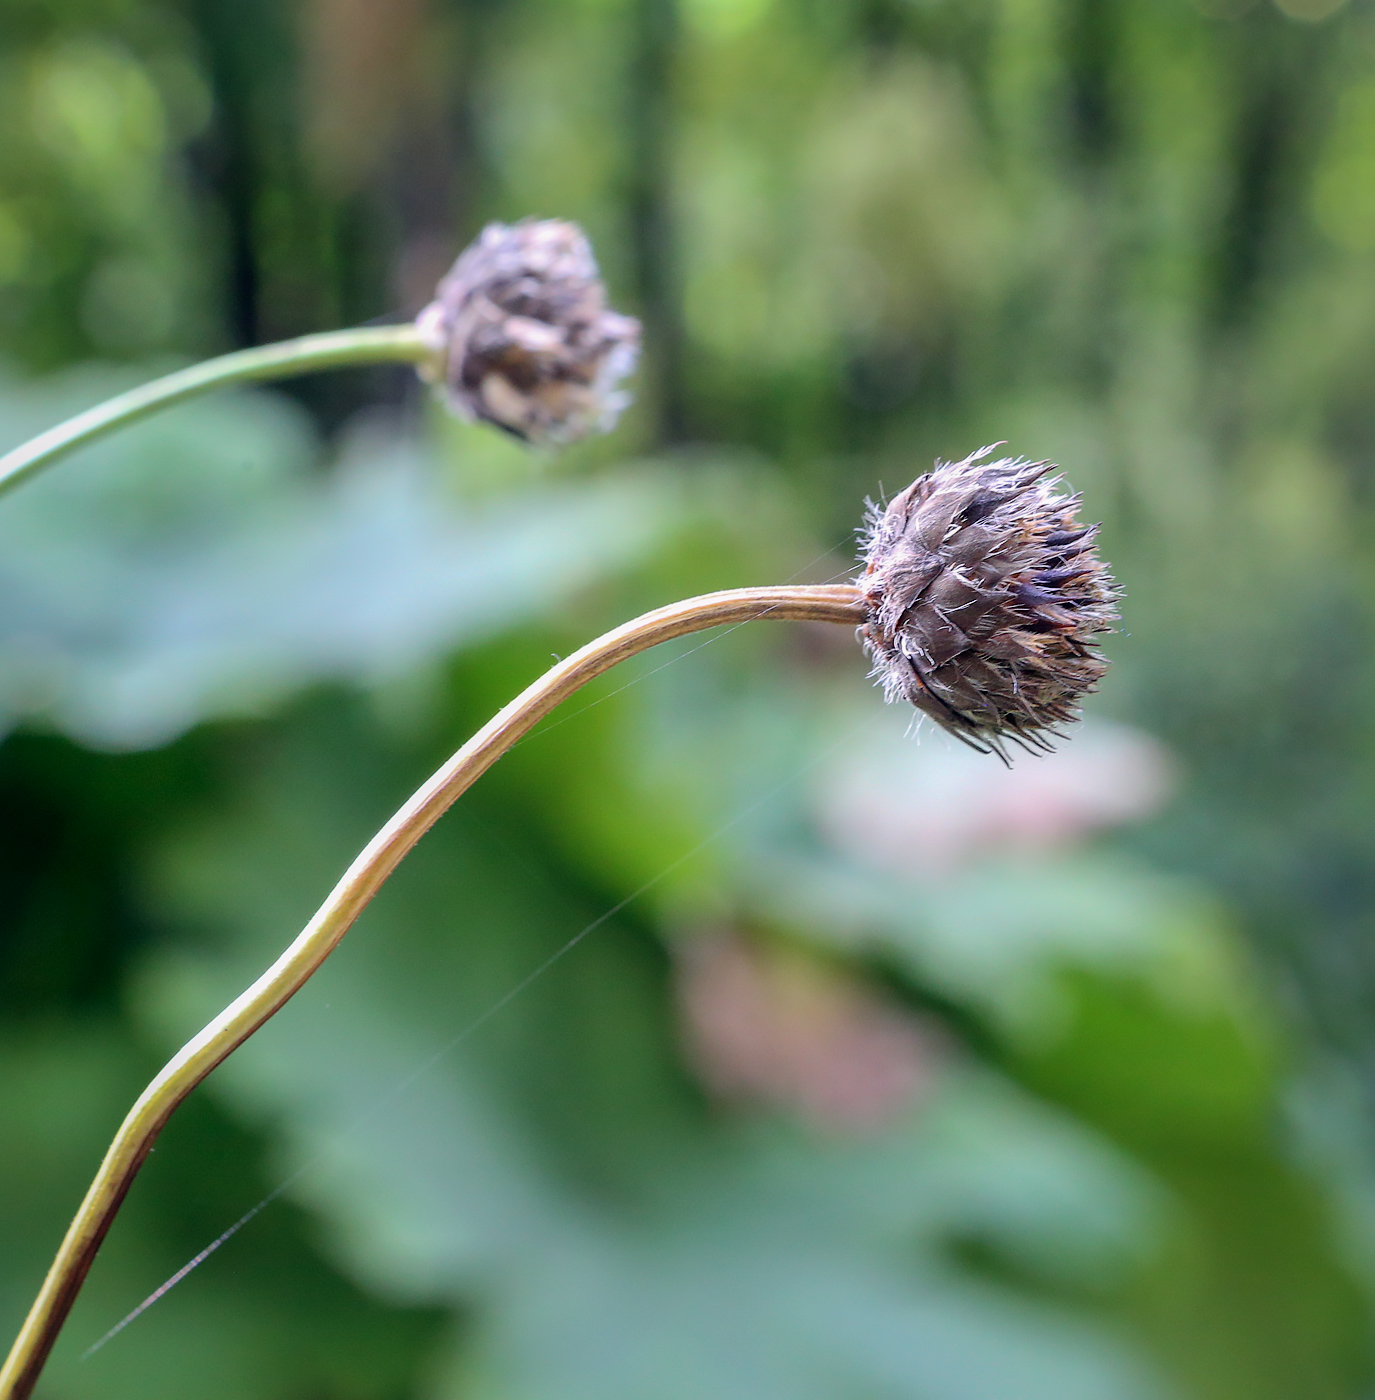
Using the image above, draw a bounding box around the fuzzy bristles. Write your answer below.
[856,446,1119,761]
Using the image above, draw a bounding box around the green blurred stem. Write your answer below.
[0,324,437,498]
[0,582,866,1400]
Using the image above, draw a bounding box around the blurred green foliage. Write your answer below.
[5,1,1375,1397]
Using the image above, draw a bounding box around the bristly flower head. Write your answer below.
[856,446,1119,761]
[417,219,640,446]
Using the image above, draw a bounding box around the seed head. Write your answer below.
[856,446,1118,760]
[417,219,640,445]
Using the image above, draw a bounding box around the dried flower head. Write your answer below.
[856,446,1119,760]
[416,219,640,445]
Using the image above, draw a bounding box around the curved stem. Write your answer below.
[0,582,865,1400]
[0,325,435,499]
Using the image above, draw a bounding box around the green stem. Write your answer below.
[0,324,436,499]
[0,584,865,1400]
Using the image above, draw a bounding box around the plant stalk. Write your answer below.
[0,582,865,1400]
[0,325,436,499]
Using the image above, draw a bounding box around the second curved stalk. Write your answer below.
[0,325,435,499]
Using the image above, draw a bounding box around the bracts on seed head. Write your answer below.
[417,219,641,447]
[856,446,1120,762]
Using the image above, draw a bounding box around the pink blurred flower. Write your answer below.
[816,719,1175,875]
[675,931,941,1135]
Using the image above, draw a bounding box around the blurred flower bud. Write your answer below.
[416,219,640,445]
[857,446,1118,759]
